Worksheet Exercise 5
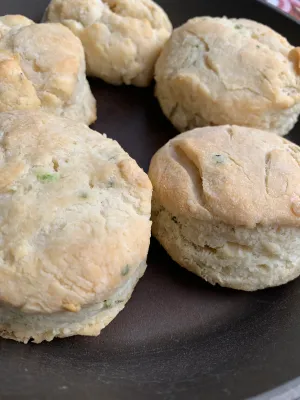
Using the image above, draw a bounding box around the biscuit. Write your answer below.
[44,0,172,87]
[0,110,152,343]
[155,17,300,136]
[0,17,96,125]
[149,125,300,291]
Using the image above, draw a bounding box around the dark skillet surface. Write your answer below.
[0,1,300,399]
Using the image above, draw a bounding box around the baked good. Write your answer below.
[0,110,152,343]
[44,0,172,87]
[149,125,300,291]
[155,17,300,136]
[0,16,96,125]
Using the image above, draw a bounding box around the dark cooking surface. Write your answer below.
[1,1,300,399]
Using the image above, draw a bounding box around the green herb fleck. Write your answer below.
[107,177,115,188]
[121,265,130,276]
[235,24,242,29]
[256,45,260,49]
[212,154,226,164]
[171,216,178,224]
[104,299,112,309]
[37,173,59,183]
[79,191,88,199]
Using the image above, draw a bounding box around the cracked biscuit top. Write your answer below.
[155,17,300,135]
[0,16,96,125]
[45,0,172,87]
[149,125,300,228]
[0,110,152,314]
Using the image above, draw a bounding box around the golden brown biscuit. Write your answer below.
[155,17,300,135]
[149,125,300,290]
[45,0,172,86]
[0,110,152,343]
[0,17,96,125]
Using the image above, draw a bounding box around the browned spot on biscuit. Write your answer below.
[289,47,300,74]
